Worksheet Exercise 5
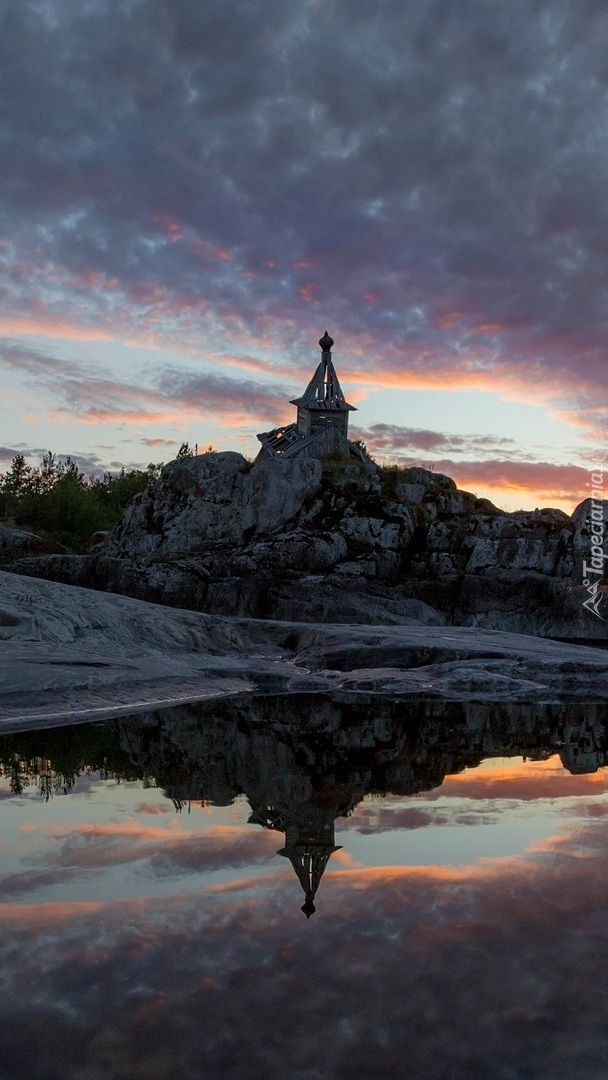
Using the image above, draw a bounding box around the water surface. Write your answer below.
[1,697,608,1079]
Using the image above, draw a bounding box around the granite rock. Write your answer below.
[5,454,607,638]
[0,523,48,559]
[2,572,608,729]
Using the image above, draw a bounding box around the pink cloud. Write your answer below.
[0,317,114,342]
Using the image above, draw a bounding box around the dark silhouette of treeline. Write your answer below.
[0,444,199,551]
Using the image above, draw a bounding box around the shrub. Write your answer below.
[378,463,405,500]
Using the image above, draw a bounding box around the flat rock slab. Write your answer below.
[1,571,608,729]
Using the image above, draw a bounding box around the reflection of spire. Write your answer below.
[249,797,345,917]
[277,821,341,918]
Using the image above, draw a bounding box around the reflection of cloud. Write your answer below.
[0,823,278,899]
[339,763,608,835]
[434,761,608,802]
[136,801,174,814]
[338,805,500,834]
[2,814,608,1077]
[0,867,81,900]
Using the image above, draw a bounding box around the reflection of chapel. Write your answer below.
[249,802,342,918]
[257,331,360,460]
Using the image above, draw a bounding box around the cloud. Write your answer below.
[0,446,28,465]
[350,425,598,506]
[0,822,278,900]
[0,337,292,428]
[352,422,523,456]
[350,440,592,506]
[428,458,592,505]
[0,334,593,505]
[0,441,109,475]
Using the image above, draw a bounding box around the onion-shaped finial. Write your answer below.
[318,330,334,351]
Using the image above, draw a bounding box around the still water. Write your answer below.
[1,696,608,1079]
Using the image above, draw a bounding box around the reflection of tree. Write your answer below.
[0,725,141,798]
[0,754,79,799]
[1,698,608,909]
[4,755,29,796]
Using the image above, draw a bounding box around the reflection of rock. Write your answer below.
[115,696,608,912]
[560,715,608,774]
[3,696,608,912]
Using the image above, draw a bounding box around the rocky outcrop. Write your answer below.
[0,523,48,560]
[2,572,608,730]
[4,451,607,638]
[111,451,324,555]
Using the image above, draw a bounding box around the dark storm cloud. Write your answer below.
[0,446,27,465]
[2,0,608,415]
[352,422,521,456]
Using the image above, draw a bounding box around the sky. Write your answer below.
[1,0,608,511]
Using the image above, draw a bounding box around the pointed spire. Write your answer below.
[290,331,356,413]
[257,329,356,457]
